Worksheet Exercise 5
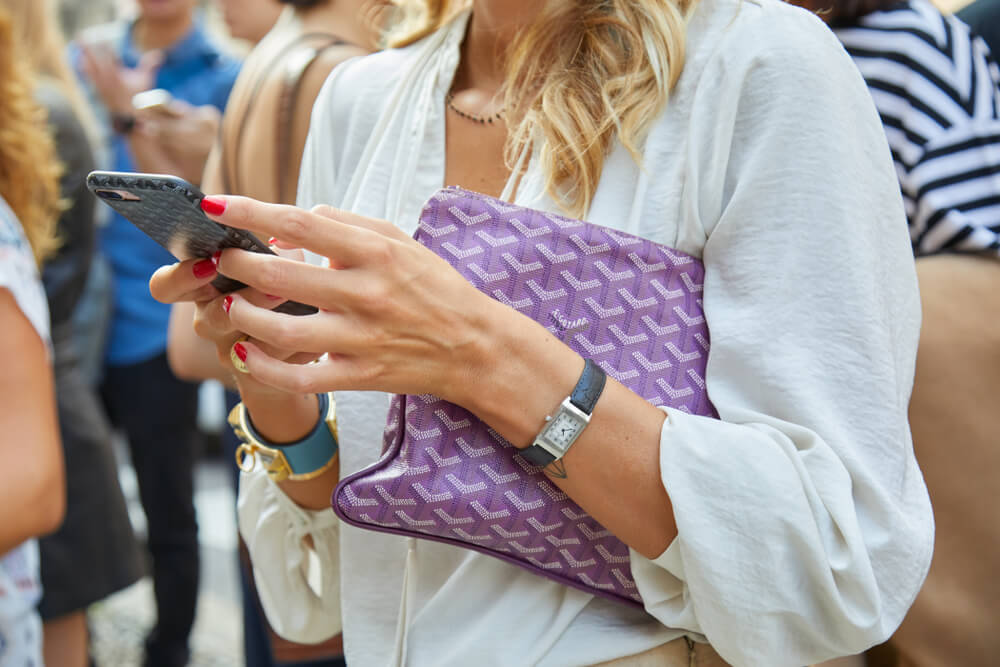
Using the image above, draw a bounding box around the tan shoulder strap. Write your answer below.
[219,33,346,200]
[276,35,346,204]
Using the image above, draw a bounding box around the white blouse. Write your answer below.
[237,0,935,665]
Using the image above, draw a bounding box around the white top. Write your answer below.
[0,196,49,666]
[237,0,935,665]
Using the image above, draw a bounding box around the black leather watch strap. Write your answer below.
[111,111,137,135]
[519,438,559,467]
[519,360,606,467]
[570,359,607,415]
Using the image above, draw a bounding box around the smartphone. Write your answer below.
[132,89,183,118]
[87,171,317,316]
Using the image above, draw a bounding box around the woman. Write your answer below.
[0,7,66,663]
[1,0,146,664]
[152,0,934,664]
[167,3,378,664]
[785,1,1000,664]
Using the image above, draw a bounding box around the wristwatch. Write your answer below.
[110,111,137,135]
[230,393,339,482]
[519,359,607,467]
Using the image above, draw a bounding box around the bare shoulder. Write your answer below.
[313,41,371,72]
[295,42,372,123]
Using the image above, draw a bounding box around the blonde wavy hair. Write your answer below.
[0,7,62,265]
[388,0,698,217]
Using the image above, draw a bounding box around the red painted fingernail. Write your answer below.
[192,259,216,278]
[222,295,233,313]
[265,294,282,300]
[211,250,222,266]
[200,196,227,216]
[233,342,248,362]
[267,237,278,246]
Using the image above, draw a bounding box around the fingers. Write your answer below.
[230,341,356,395]
[271,244,306,262]
[309,204,412,243]
[137,49,164,77]
[193,293,238,341]
[269,237,303,252]
[200,196,393,268]
[224,293,350,355]
[150,257,221,304]
[215,247,349,308]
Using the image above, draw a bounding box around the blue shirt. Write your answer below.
[87,20,239,366]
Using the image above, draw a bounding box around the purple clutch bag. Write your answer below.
[333,187,717,607]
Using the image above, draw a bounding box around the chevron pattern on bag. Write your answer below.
[334,187,718,607]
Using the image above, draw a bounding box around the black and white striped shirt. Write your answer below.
[834,0,1000,256]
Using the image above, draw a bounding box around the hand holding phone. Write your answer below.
[87,171,317,315]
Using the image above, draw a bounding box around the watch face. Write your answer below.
[543,409,587,451]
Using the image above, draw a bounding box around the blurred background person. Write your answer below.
[169,2,383,664]
[218,0,283,45]
[72,1,240,665]
[1,1,145,665]
[0,6,66,663]
[787,0,1000,665]
[958,0,1000,56]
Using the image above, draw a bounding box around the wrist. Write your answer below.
[241,391,319,444]
[110,110,137,135]
[231,392,338,483]
[462,302,583,448]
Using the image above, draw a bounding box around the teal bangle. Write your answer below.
[230,393,338,481]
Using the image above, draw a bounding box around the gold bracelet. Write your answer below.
[229,393,338,482]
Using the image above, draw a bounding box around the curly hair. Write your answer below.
[0,7,61,265]
[387,0,698,218]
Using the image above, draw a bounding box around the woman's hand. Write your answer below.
[149,255,253,370]
[151,253,326,444]
[149,254,318,390]
[199,197,678,555]
[197,196,514,405]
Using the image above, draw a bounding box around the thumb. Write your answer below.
[137,49,165,77]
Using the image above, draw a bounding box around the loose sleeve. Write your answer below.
[237,470,342,643]
[629,9,934,666]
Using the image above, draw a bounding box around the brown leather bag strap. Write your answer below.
[218,116,234,195]
[221,33,345,198]
[276,35,346,204]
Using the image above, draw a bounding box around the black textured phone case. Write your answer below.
[87,172,316,315]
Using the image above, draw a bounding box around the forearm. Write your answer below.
[462,301,675,559]
[277,463,341,510]
[0,456,65,554]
